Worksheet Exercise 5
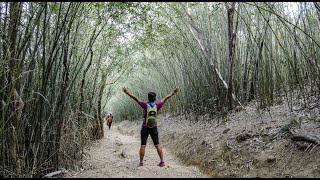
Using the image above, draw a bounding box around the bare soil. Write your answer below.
[63,121,206,178]
[63,99,320,178]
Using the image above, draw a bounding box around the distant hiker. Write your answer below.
[106,112,113,129]
[122,87,179,167]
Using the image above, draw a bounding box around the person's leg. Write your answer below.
[155,144,163,162]
[140,127,148,166]
[139,145,146,165]
[109,122,112,129]
[150,128,164,166]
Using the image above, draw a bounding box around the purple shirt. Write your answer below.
[140,101,163,127]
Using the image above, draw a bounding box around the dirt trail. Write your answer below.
[63,122,206,178]
[63,98,320,178]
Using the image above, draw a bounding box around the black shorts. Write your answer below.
[141,126,159,145]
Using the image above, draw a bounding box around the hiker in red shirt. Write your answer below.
[122,87,179,167]
[106,112,113,129]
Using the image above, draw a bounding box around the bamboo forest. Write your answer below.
[0,2,319,178]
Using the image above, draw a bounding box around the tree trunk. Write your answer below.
[54,33,70,169]
[226,2,236,110]
[79,50,93,123]
[7,2,22,172]
[96,73,107,139]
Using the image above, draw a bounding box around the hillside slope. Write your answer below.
[118,99,320,178]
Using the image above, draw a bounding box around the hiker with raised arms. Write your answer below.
[122,87,179,167]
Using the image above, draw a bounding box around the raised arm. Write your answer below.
[160,87,179,104]
[122,87,142,104]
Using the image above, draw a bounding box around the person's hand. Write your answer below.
[172,87,179,95]
[122,87,129,94]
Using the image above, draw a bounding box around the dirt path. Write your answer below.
[61,98,320,178]
[64,122,206,178]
